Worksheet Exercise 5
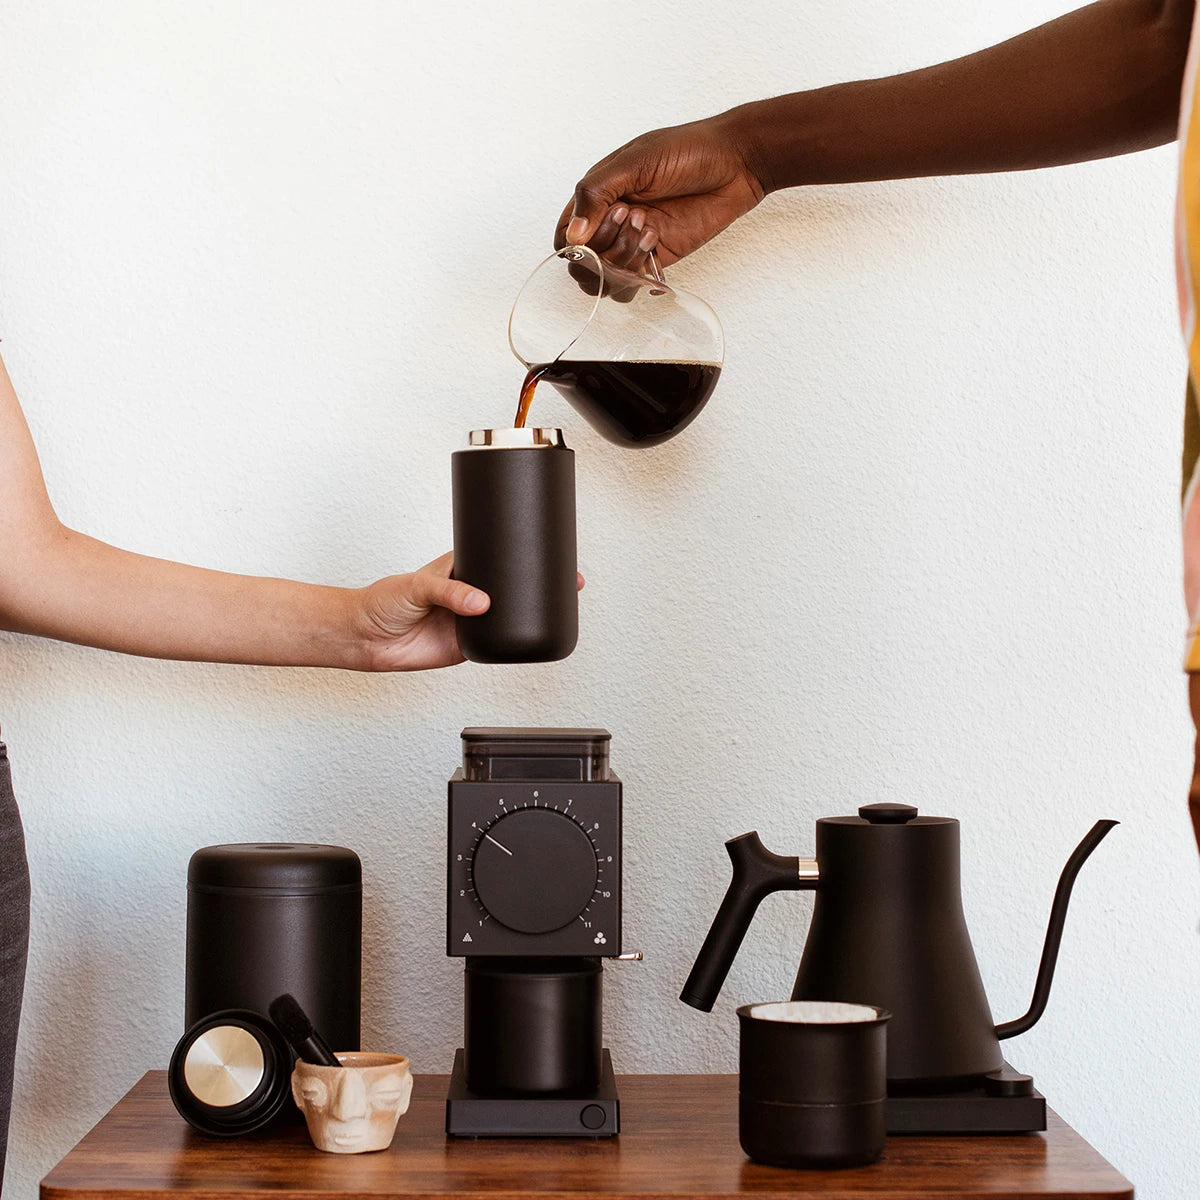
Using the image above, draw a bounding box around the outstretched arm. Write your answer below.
[0,353,488,672]
[559,0,1194,267]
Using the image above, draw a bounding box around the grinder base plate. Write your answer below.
[445,1048,619,1138]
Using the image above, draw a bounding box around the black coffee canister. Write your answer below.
[451,427,577,664]
[185,843,361,1053]
[738,1000,890,1169]
[463,957,602,1095]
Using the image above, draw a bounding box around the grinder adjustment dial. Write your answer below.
[472,808,599,933]
[448,749,621,958]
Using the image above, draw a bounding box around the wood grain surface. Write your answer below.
[40,1072,1134,1200]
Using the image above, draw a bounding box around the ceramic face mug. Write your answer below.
[291,1052,413,1153]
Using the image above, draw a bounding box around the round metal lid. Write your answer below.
[182,1024,265,1107]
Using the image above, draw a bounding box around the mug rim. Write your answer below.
[293,1052,410,1075]
[737,1000,891,1026]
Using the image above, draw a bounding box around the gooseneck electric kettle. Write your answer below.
[681,803,1116,1090]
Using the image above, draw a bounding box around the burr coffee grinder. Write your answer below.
[445,727,636,1137]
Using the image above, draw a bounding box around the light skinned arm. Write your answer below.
[557,0,1195,267]
[0,352,488,672]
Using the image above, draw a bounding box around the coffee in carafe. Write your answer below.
[509,245,724,447]
[516,359,722,448]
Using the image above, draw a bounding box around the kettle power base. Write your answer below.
[445,1049,619,1138]
[886,1065,1046,1135]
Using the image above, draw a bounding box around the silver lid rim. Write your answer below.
[466,428,566,449]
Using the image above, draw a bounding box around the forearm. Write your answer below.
[1,353,482,674]
[728,0,1193,193]
[0,523,368,669]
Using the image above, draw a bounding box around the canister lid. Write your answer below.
[187,843,361,893]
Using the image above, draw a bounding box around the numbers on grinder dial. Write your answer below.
[471,807,600,934]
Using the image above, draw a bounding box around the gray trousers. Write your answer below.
[0,738,30,1198]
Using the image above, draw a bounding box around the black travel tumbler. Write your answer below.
[452,427,577,663]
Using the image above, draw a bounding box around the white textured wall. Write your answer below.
[2,1,1198,1196]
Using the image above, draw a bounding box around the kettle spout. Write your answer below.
[995,819,1118,1041]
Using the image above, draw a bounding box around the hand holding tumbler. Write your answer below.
[452,427,578,664]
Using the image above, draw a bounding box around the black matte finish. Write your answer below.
[737,1004,889,1169]
[464,957,602,1096]
[738,1005,890,1104]
[791,814,1003,1086]
[739,1098,886,1169]
[447,730,623,1139]
[858,802,918,824]
[995,820,1118,1040]
[187,843,360,891]
[472,809,599,933]
[984,1065,1035,1097]
[683,811,1116,1094]
[447,771,620,958]
[267,993,339,1067]
[185,844,361,1054]
[451,440,577,663]
[168,1009,293,1137]
[446,1048,619,1137]
[679,832,810,1011]
[886,1062,1046,1133]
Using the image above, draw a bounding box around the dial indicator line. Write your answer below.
[484,833,512,856]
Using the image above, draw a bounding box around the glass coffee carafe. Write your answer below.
[508,245,724,449]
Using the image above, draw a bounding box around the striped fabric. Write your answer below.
[1180,10,1200,669]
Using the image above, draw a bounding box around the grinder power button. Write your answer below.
[580,1105,607,1130]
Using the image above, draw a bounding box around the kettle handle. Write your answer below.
[995,819,1118,1040]
[679,832,818,1012]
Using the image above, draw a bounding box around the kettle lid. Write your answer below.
[857,802,919,824]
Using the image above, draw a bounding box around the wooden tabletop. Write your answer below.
[40,1071,1134,1200]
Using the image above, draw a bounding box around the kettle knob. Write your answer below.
[858,802,918,824]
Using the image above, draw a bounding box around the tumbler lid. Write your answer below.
[187,844,361,893]
[466,428,565,449]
